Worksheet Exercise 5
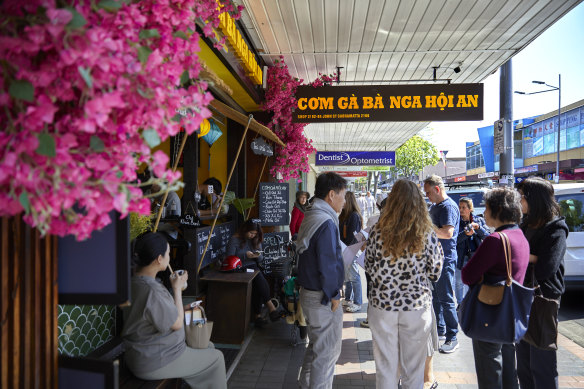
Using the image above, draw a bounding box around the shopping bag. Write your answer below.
[184,306,213,349]
[458,232,534,344]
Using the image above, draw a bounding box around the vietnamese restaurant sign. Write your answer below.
[316,151,395,166]
[293,84,483,123]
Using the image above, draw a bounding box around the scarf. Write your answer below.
[296,198,340,255]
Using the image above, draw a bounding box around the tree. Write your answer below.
[395,136,440,179]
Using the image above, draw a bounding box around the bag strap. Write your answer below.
[499,232,512,286]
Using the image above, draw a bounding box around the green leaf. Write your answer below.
[137,88,152,99]
[90,135,105,152]
[78,66,93,89]
[9,79,34,102]
[222,191,236,205]
[65,7,87,29]
[97,0,122,12]
[232,198,255,216]
[171,113,182,123]
[137,46,152,65]
[173,31,189,40]
[142,129,161,148]
[116,171,123,179]
[139,29,160,39]
[36,133,56,157]
[19,192,31,214]
[180,70,190,86]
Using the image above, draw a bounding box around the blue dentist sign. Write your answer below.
[316,151,395,166]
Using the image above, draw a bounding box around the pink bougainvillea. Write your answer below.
[0,0,242,240]
[263,58,338,182]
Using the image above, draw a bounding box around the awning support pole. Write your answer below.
[245,155,269,220]
[198,115,253,274]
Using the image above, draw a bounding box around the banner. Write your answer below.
[315,151,395,166]
[334,171,367,177]
[316,165,391,172]
[293,83,483,123]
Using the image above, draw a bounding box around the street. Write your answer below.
[560,288,584,347]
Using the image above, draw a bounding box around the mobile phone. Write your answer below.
[207,185,213,194]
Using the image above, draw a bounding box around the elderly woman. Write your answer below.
[455,197,489,302]
[226,219,280,327]
[365,179,443,388]
[461,187,530,389]
[516,177,568,389]
[122,232,226,388]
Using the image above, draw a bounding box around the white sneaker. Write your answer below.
[342,300,352,306]
[345,303,362,312]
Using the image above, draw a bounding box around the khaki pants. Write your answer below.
[369,305,432,389]
[136,345,226,389]
[299,288,343,389]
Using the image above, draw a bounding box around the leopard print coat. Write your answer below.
[365,227,443,311]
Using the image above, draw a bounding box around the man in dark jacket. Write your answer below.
[296,172,347,389]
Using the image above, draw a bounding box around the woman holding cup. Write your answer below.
[122,232,226,388]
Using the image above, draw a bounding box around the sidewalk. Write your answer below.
[228,304,584,388]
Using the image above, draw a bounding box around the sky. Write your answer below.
[423,2,584,158]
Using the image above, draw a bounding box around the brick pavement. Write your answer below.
[228,304,584,388]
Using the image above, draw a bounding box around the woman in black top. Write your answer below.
[226,220,280,326]
[339,191,363,312]
[516,177,568,389]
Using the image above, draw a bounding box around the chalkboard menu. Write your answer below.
[259,182,289,226]
[195,221,235,269]
[261,231,290,275]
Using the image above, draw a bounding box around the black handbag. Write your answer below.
[522,272,559,350]
[458,232,534,344]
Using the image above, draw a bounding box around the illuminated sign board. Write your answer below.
[218,9,263,85]
[293,84,483,122]
[316,151,395,166]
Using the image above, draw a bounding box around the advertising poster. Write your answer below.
[532,122,544,156]
[543,119,555,155]
[566,109,580,150]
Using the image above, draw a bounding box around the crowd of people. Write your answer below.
[120,172,566,389]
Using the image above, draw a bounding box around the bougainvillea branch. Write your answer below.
[262,58,339,182]
[0,0,242,240]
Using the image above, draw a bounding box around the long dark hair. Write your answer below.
[132,232,168,268]
[236,219,263,250]
[339,191,363,226]
[517,177,560,228]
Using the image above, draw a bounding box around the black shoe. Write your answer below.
[269,310,282,322]
[255,317,268,328]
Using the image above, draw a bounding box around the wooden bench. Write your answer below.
[89,337,184,389]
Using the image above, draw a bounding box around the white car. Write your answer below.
[553,183,584,288]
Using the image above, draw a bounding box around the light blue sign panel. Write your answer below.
[316,151,396,166]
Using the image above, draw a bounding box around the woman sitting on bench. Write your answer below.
[226,220,281,327]
[122,232,227,389]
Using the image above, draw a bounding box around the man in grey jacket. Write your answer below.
[296,172,347,389]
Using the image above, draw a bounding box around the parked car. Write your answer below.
[446,186,489,216]
[554,183,584,289]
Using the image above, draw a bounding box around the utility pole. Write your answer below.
[499,59,514,186]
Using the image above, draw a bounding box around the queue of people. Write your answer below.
[123,172,565,389]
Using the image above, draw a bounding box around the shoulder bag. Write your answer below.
[521,270,559,350]
[184,305,214,349]
[457,232,534,344]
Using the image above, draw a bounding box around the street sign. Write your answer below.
[494,119,504,154]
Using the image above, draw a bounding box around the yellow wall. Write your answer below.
[198,120,228,190]
[525,148,584,166]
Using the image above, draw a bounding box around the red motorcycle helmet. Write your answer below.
[220,255,242,272]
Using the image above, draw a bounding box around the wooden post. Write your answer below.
[245,155,269,220]
[197,115,253,274]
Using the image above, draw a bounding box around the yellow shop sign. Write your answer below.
[218,9,263,85]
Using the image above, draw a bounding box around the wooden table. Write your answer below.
[201,270,259,344]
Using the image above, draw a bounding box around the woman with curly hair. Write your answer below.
[365,179,444,388]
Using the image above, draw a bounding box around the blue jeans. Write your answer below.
[432,259,458,341]
[454,268,468,304]
[516,339,559,389]
[472,339,519,389]
[344,261,362,305]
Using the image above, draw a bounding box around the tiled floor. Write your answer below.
[228,304,584,389]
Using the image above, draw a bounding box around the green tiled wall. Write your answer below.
[57,305,116,356]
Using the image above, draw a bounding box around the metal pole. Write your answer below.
[556,74,561,184]
[499,60,514,186]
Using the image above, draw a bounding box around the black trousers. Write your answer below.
[472,339,519,389]
[516,339,559,389]
[250,269,271,315]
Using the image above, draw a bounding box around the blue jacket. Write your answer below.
[456,214,489,269]
[297,219,344,305]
